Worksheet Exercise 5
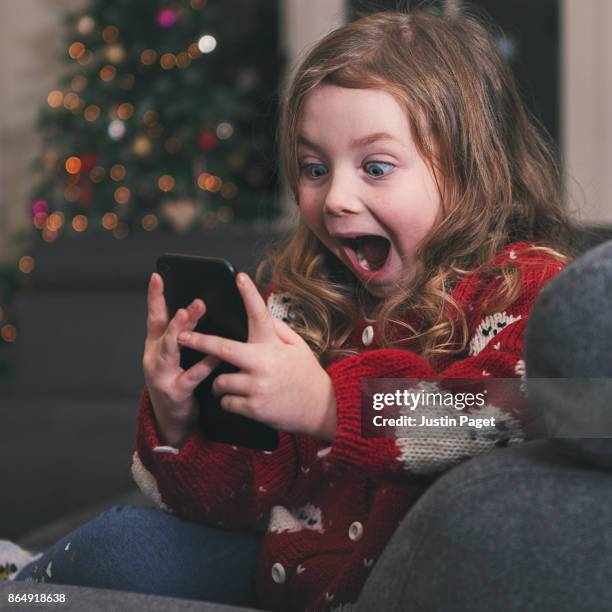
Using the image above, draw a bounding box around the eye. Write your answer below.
[300,163,327,179]
[364,161,394,178]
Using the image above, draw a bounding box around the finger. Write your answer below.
[147,273,169,340]
[177,331,256,371]
[271,316,303,345]
[220,394,250,417]
[176,354,222,395]
[159,300,205,361]
[160,307,189,360]
[212,372,252,398]
[236,272,277,344]
[184,299,206,332]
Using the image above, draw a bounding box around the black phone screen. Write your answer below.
[156,253,279,451]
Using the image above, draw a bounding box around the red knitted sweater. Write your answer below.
[131,241,565,612]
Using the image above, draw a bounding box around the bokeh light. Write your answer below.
[102,212,118,229]
[158,175,175,192]
[84,105,101,122]
[114,187,130,204]
[110,164,126,181]
[47,90,64,108]
[1,324,17,343]
[42,228,59,243]
[142,214,158,231]
[160,53,176,70]
[90,166,106,182]
[68,42,86,60]
[140,49,158,65]
[108,119,126,140]
[77,15,95,35]
[18,256,35,274]
[47,212,65,231]
[198,35,217,53]
[99,65,117,82]
[65,156,82,174]
[72,215,88,232]
[102,25,119,42]
[117,103,134,120]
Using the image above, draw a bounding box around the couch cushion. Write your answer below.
[525,238,612,468]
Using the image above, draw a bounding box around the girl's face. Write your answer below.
[297,84,442,299]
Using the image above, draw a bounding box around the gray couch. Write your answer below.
[3,226,612,611]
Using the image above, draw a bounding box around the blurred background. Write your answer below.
[1,0,611,546]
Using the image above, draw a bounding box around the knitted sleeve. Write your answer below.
[324,248,565,481]
[129,282,303,529]
[131,387,299,529]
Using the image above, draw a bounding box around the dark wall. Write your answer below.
[348,0,560,148]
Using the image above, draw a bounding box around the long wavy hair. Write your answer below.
[256,7,577,368]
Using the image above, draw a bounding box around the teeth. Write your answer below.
[356,248,371,271]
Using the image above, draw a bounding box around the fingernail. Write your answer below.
[237,273,247,286]
[178,332,190,342]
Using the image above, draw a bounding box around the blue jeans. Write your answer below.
[14,505,264,607]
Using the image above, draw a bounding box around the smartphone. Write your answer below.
[156,253,279,451]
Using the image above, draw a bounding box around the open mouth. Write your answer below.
[341,235,391,272]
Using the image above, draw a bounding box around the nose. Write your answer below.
[322,171,363,217]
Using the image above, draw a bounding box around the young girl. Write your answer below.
[11,7,576,611]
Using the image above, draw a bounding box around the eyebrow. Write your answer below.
[297,131,402,151]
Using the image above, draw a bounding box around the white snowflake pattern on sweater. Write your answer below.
[468,312,522,356]
[394,381,524,475]
[131,451,173,512]
[268,503,325,534]
[266,291,296,323]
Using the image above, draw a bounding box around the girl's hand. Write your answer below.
[143,272,222,446]
[177,273,338,442]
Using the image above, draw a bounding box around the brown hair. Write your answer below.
[256,7,577,367]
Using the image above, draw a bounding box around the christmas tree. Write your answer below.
[31,0,282,239]
[0,0,282,376]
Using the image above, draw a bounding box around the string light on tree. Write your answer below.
[158,175,175,192]
[114,186,130,204]
[72,214,88,232]
[142,214,158,231]
[102,212,118,230]
[84,105,101,121]
[47,90,64,108]
[76,15,95,35]
[108,119,126,140]
[102,25,118,42]
[28,0,280,240]
[1,324,17,343]
[197,34,217,53]
[68,42,86,60]
[106,43,126,64]
[216,122,233,140]
[110,165,127,181]
[133,135,152,156]
[65,156,82,174]
[157,7,179,28]
[18,256,35,274]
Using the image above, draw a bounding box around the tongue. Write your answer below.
[357,236,390,270]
